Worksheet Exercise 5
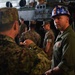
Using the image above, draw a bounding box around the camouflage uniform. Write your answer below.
[0,8,51,75]
[19,30,41,46]
[0,34,51,75]
[43,29,55,59]
[19,23,27,36]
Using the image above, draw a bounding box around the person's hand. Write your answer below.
[44,69,53,75]
[19,42,25,46]
[45,66,62,75]
[23,39,34,47]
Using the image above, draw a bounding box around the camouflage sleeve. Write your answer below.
[12,42,51,75]
[27,43,51,75]
[30,51,51,75]
[0,35,50,75]
[19,33,25,42]
[37,35,41,46]
[19,48,40,75]
[4,42,42,75]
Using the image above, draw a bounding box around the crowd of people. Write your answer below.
[0,4,75,75]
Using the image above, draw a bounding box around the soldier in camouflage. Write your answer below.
[42,21,55,60]
[19,20,41,47]
[0,8,51,75]
[19,18,27,36]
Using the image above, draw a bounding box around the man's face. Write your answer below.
[43,24,49,31]
[53,15,69,31]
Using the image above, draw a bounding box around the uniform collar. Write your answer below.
[55,26,72,42]
[0,34,15,43]
[62,26,72,36]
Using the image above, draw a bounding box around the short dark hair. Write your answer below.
[20,18,24,21]
[0,8,19,32]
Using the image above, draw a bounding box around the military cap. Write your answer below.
[0,7,19,25]
[30,20,36,28]
[42,21,50,26]
[30,20,36,25]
